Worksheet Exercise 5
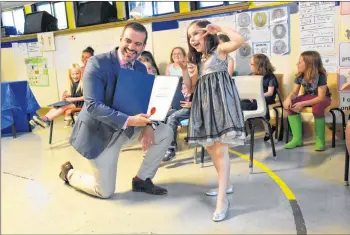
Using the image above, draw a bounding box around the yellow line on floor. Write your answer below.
[229,149,296,200]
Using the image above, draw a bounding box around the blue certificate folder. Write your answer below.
[171,77,186,110]
[112,69,155,116]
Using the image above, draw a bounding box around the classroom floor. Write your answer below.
[1,117,350,234]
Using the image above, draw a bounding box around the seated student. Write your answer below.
[80,47,94,75]
[218,34,235,76]
[162,47,191,162]
[139,51,160,75]
[165,47,187,77]
[283,51,331,151]
[138,56,158,75]
[241,54,279,141]
[29,64,84,128]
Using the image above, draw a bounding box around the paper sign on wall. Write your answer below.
[12,42,28,56]
[299,2,336,52]
[27,42,42,57]
[339,43,350,67]
[321,54,337,73]
[37,32,56,51]
[340,15,350,42]
[341,2,350,15]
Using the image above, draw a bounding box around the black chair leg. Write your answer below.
[339,109,346,140]
[71,113,75,125]
[27,114,32,132]
[273,108,279,143]
[286,118,290,143]
[201,146,205,168]
[249,120,254,174]
[49,120,54,144]
[345,149,349,186]
[278,108,284,142]
[12,123,17,138]
[262,118,277,159]
[329,110,336,148]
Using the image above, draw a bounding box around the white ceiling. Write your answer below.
[1,2,37,10]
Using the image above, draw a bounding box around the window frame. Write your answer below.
[1,7,25,35]
[127,1,180,18]
[33,1,68,30]
[191,1,242,10]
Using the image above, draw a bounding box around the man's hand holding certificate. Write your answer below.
[112,69,180,122]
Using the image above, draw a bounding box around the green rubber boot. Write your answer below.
[314,117,326,151]
[284,114,303,149]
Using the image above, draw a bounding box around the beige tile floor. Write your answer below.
[1,117,350,234]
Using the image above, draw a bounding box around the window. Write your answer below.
[198,1,224,8]
[53,2,67,30]
[1,11,14,27]
[128,1,178,18]
[35,2,68,30]
[1,7,25,35]
[193,1,241,10]
[37,3,52,14]
[13,8,25,34]
[153,1,177,15]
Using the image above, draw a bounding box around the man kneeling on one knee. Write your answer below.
[59,22,173,199]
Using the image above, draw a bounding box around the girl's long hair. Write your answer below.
[296,51,326,82]
[67,64,83,96]
[187,20,219,64]
[252,54,275,75]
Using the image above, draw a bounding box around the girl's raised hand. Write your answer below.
[201,24,222,38]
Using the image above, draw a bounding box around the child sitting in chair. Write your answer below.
[283,51,331,151]
[30,64,84,128]
[241,54,279,141]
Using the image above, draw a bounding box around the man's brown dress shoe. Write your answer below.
[59,161,73,183]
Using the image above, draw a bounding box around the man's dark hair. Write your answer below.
[121,22,148,44]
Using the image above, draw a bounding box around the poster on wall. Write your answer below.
[270,7,289,56]
[270,7,288,24]
[12,42,28,56]
[339,43,350,67]
[340,15,350,42]
[340,93,350,111]
[238,42,253,57]
[321,54,337,73]
[37,32,56,51]
[252,11,269,29]
[27,42,42,57]
[253,42,270,56]
[341,2,350,15]
[25,57,49,87]
[299,2,336,52]
[338,68,350,91]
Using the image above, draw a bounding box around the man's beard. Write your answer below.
[121,47,139,62]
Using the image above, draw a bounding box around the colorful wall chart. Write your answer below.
[25,57,49,87]
[237,6,290,57]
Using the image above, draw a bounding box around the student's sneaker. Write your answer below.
[162,148,176,162]
[33,116,50,128]
[29,120,39,128]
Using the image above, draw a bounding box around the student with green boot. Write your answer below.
[283,51,331,151]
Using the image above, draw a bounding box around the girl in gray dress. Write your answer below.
[181,20,246,222]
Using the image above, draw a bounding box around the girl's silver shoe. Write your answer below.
[212,199,230,222]
[206,185,234,196]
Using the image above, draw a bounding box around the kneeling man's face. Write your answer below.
[120,28,147,63]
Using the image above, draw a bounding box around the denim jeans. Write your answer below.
[165,108,191,148]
